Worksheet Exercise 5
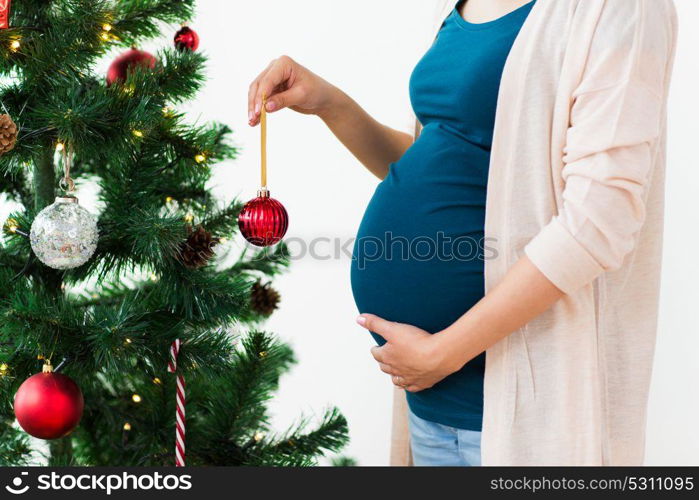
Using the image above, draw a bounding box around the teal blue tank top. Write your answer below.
[351,1,535,430]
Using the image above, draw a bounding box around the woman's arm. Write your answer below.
[248,55,413,179]
[358,257,563,392]
[439,257,564,373]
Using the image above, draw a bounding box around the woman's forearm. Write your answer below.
[319,89,414,179]
[358,256,565,392]
[249,56,413,180]
[436,256,564,373]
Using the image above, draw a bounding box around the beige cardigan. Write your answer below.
[390,0,678,466]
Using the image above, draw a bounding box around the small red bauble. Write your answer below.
[238,189,289,247]
[174,25,200,51]
[106,48,157,86]
[14,365,84,440]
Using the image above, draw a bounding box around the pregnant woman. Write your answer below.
[248,0,677,466]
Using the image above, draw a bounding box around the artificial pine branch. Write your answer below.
[229,243,291,277]
[252,408,350,466]
[113,0,196,44]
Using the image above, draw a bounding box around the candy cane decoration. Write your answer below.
[168,339,186,467]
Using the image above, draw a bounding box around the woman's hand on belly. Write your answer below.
[356,314,460,392]
[357,258,567,393]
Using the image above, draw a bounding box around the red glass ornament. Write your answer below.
[238,189,289,247]
[14,366,84,440]
[0,0,12,29]
[174,25,200,51]
[106,48,157,86]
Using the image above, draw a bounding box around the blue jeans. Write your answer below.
[408,410,482,466]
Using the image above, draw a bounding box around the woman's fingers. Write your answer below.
[370,345,384,363]
[266,85,306,113]
[254,56,294,115]
[248,60,275,123]
[248,55,331,125]
[378,362,394,375]
[388,370,432,391]
[247,80,260,124]
[380,361,428,391]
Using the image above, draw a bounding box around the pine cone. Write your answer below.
[178,225,220,269]
[0,114,18,155]
[250,281,281,317]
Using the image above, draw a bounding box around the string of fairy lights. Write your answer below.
[1,351,269,436]
[1,358,166,434]
[6,21,210,166]
[2,22,214,243]
[0,20,216,437]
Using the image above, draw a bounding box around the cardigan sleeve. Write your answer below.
[524,0,677,295]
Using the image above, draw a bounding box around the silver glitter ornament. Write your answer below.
[30,196,98,270]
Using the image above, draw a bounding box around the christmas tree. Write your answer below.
[0,0,348,466]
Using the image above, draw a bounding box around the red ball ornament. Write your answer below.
[238,189,289,247]
[174,25,200,51]
[14,364,84,440]
[106,48,157,86]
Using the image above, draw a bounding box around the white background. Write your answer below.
[3,0,697,465]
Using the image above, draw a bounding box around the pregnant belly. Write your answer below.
[351,235,485,342]
[351,132,488,339]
